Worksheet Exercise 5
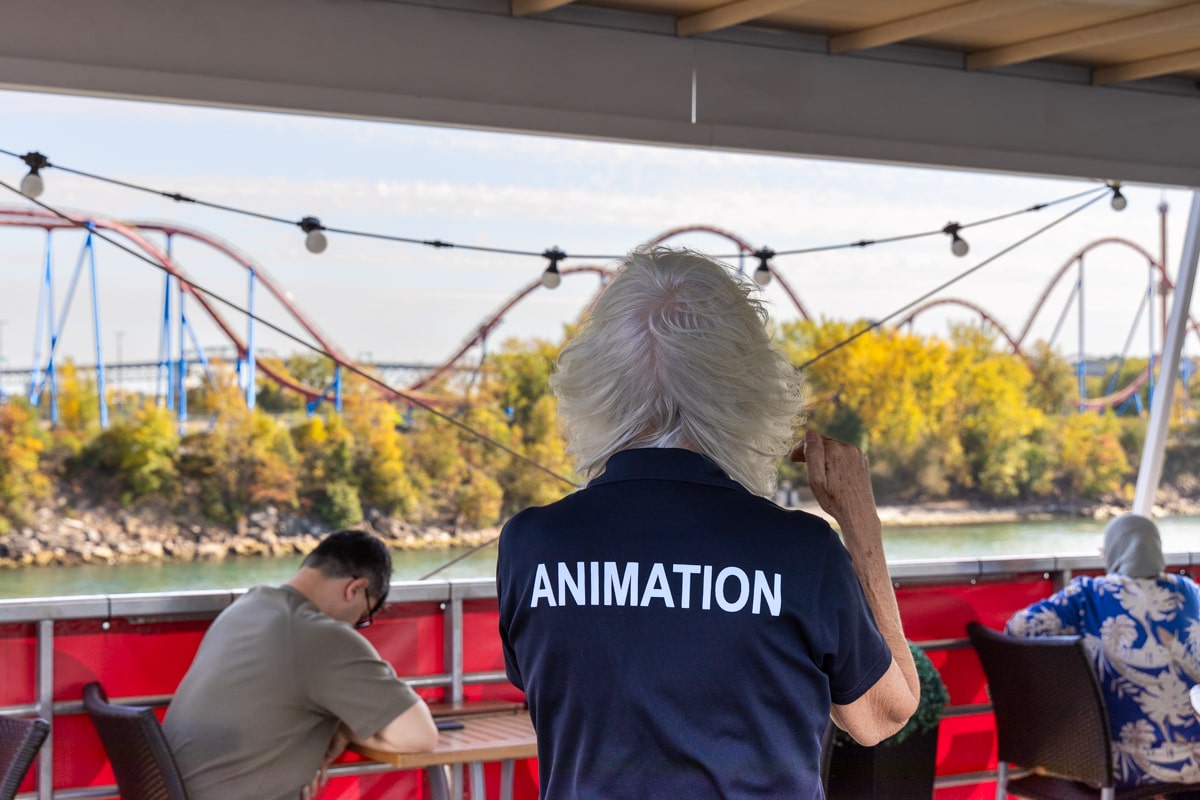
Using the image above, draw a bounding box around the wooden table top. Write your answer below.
[351,710,537,768]
[427,699,527,718]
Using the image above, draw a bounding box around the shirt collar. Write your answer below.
[589,448,748,493]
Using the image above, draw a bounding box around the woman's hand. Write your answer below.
[790,430,878,529]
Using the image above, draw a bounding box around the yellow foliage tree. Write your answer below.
[0,400,50,534]
[80,401,179,502]
[778,319,1079,501]
[1055,410,1131,498]
[342,387,419,518]
[292,413,362,527]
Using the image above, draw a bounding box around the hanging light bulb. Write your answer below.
[752,247,775,287]
[943,223,969,257]
[1109,183,1128,211]
[298,217,327,253]
[541,247,566,289]
[19,152,49,199]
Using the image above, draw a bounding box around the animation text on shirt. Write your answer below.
[529,561,782,616]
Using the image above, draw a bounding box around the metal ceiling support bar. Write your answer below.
[1135,190,1200,516]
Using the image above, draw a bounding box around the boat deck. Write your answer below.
[3,552,1198,799]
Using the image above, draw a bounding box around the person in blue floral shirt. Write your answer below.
[1006,513,1200,790]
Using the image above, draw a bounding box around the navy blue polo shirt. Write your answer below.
[497,448,891,800]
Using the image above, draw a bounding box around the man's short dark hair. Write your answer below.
[302,529,393,609]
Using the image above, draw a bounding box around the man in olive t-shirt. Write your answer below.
[164,530,437,800]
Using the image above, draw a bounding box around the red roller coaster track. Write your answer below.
[3,209,1182,412]
[898,237,1200,409]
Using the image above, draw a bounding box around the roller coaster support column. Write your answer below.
[246,270,257,409]
[334,364,342,413]
[158,273,174,411]
[1076,257,1086,412]
[1147,260,1157,406]
[0,320,6,402]
[176,244,188,431]
[84,226,109,429]
[1135,191,1200,516]
[28,231,54,412]
[32,230,95,424]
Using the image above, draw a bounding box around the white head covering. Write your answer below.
[1103,513,1165,578]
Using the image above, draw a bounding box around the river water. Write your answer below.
[2,516,1198,600]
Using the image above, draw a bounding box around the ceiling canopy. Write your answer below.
[2,0,1199,184]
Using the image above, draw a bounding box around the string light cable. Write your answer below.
[795,187,1111,372]
[768,185,1108,259]
[2,146,1114,273]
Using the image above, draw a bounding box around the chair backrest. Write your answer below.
[966,621,1113,789]
[82,682,189,800]
[0,715,50,800]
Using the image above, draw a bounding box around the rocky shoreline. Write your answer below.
[0,502,501,569]
[4,493,1200,570]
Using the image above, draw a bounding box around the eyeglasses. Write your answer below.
[355,586,374,630]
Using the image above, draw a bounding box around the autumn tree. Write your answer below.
[184,368,299,522]
[78,401,180,503]
[342,383,420,519]
[0,400,50,534]
[291,413,361,527]
[1054,410,1131,498]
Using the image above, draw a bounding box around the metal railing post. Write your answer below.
[37,618,54,800]
[444,590,465,800]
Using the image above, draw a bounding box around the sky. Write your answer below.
[0,87,1195,394]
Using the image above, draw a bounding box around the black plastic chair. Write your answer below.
[0,715,49,800]
[83,682,189,800]
[967,621,1200,800]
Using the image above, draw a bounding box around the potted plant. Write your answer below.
[826,641,950,800]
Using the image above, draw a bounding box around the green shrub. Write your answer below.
[192,376,299,522]
[315,480,363,528]
[79,403,179,501]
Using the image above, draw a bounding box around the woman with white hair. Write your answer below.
[497,247,918,799]
[1007,513,1200,790]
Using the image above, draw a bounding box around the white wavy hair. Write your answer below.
[551,246,804,497]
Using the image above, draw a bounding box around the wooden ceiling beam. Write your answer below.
[511,0,577,17]
[1093,47,1200,85]
[966,2,1200,71]
[830,0,1049,56]
[676,0,816,38]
